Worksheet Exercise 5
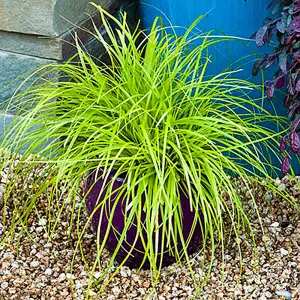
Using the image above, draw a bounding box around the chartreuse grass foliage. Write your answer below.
[0,4,297,297]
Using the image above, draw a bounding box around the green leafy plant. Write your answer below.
[0,5,297,297]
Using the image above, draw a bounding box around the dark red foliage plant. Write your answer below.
[252,0,300,175]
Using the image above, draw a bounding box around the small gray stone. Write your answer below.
[280,248,289,256]
[275,291,292,300]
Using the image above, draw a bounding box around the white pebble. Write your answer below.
[30,261,40,268]
[0,185,5,196]
[13,279,23,286]
[1,282,8,289]
[280,248,289,256]
[244,285,254,293]
[1,172,8,184]
[265,291,272,298]
[88,290,96,297]
[11,262,19,269]
[120,269,128,277]
[3,252,14,259]
[270,222,280,227]
[66,273,75,280]
[58,273,66,282]
[112,286,121,295]
[93,271,101,280]
[8,288,16,294]
[38,218,47,226]
[45,268,53,276]
[75,281,83,289]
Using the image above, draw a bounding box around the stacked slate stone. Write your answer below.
[0,0,140,136]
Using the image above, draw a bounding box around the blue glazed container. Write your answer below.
[139,0,300,175]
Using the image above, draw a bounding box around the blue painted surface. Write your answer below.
[139,0,300,176]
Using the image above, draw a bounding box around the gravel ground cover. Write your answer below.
[0,160,299,300]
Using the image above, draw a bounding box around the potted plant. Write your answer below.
[0,4,296,294]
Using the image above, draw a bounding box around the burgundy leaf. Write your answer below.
[263,29,272,44]
[259,54,268,66]
[287,79,295,95]
[290,131,300,153]
[284,95,291,108]
[276,31,284,44]
[256,25,269,46]
[292,15,300,32]
[280,136,287,153]
[262,55,276,69]
[276,76,285,88]
[288,103,300,119]
[284,34,295,45]
[252,62,261,76]
[267,83,275,100]
[264,80,269,88]
[296,80,300,92]
[281,155,290,175]
[291,119,300,132]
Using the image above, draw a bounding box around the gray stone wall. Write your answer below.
[0,0,113,36]
[0,0,121,135]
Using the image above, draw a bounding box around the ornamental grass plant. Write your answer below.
[0,5,298,297]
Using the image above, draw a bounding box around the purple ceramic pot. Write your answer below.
[85,170,203,269]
